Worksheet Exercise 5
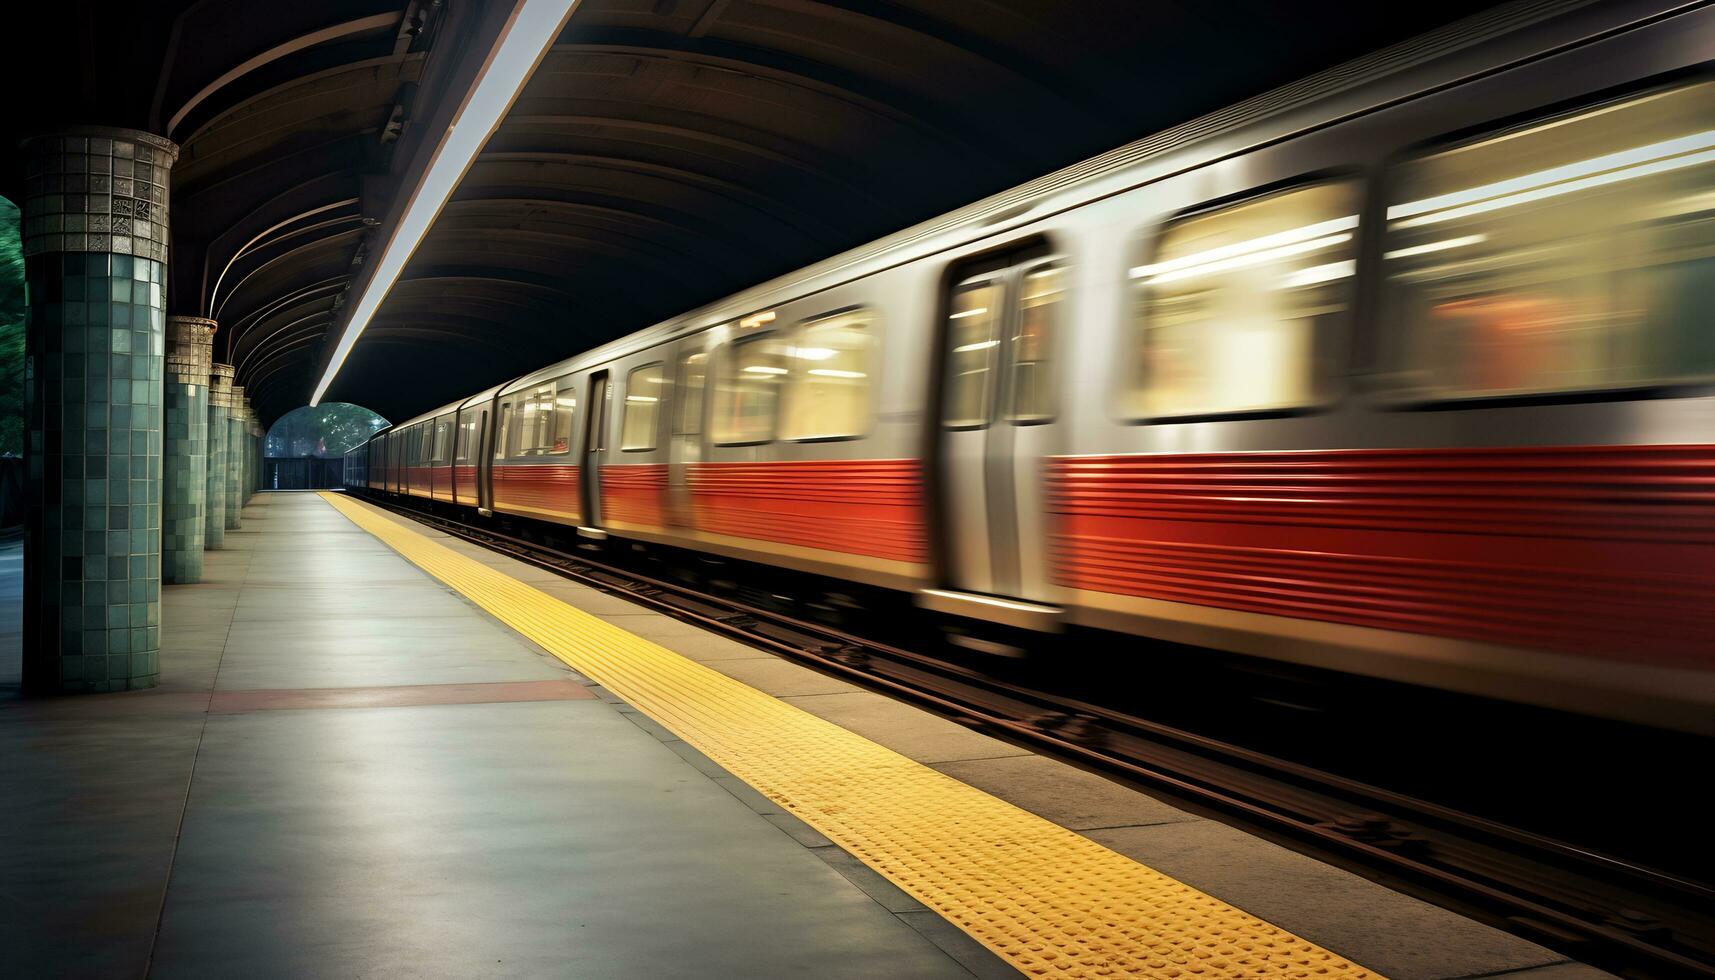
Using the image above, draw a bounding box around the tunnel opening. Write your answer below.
[262,402,387,490]
[1,195,22,527]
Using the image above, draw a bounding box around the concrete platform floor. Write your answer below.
[0,495,992,979]
[0,493,1615,979]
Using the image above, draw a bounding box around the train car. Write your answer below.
[341,444,365,490]
[355,0,1715,733]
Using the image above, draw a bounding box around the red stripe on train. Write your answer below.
[1048,446,1715,668]
[688,459,927,565]
[493,463,580,520]
[602,464,669,528]
[453,464,478,504]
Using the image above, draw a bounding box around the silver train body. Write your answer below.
[347,1,1715,734]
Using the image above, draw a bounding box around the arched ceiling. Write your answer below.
[5,0,1504,425]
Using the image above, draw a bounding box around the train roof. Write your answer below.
[372,0,1615,408]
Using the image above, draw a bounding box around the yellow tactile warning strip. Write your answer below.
[321,492,1379,979]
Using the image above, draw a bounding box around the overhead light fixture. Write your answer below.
[310,0,582,406]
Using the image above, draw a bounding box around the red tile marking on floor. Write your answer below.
[207,679,595,713]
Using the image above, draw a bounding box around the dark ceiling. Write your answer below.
[4,0,1504,426]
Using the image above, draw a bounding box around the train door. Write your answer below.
[667,344,707,527]
[475,404,494,513]
[580,371,610,533]
[936,250,1065,611]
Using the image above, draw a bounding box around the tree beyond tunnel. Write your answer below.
[264,403,387,458]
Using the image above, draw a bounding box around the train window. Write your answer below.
[512,382,560,456]
[417,424,432,464]
[1385,81,1715,399]
[587,374,609,452]
[1007,264,1062,422]
[782,309,874,440]
[674,350,707,435]
[943,279,1003,427]
[455,408,477,463]
[1128,181,1358,418]
[495,400,514,459]
[551,380,576,454]
[431,415,452,463]
[621,363,664,451]
[713,333,788,444]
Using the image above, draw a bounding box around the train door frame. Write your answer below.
[927,241,1065,628]
[666,337,710,529]
[475,399,495,515]
[578,370,611,537]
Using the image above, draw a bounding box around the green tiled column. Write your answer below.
[236,399,252,500]
[225,384,245,530]
[162,317,214,583]
[243,404,260,499]
[19,127,178,694]
[204,363,233,549]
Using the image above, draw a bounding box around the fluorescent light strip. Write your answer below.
[1388,129,1715,221]
[952,340,999,353]
[1392,147,1715,230]
[949,307,989,319]
[310,0,582,406]
[807,369,865,379]
[1130,214,1357,281]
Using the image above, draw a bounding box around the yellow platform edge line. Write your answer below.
[319,492,1381,979]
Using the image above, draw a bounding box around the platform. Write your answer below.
[0,494,1614,978]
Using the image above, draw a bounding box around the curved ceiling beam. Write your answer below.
[209,204,364,317]
[414,220,712,278]
[501,113,886,209]
[437,194,766,265]
[741,0,1101,116]
[539,38,994,169]
[165,12,402,139]
[222,276,349,361]
[391,268,587,302]
[235,308,337,379]
[472,150,842,244]
[463,152,835,247]
[179,52,422,150]
[177,130,376,208]
[214,227,364,324]
[372,283,590,323]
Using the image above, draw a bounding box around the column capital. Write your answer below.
[166,317,216,386]
[18,126,180,261]
[210,365,235,407]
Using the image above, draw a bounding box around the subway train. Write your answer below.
[345,0,1715,735]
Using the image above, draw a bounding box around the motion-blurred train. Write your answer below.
[346,0,1715,735]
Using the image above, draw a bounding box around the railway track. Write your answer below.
[371,495,1715,979]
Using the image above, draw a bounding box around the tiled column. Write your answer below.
[18,127,178,694]
[204,363,233,549]
[240,399,255,501]
[162,317,213,583]
[225,385,245,529]
[245,408,261,499]
[252,418,265,495]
